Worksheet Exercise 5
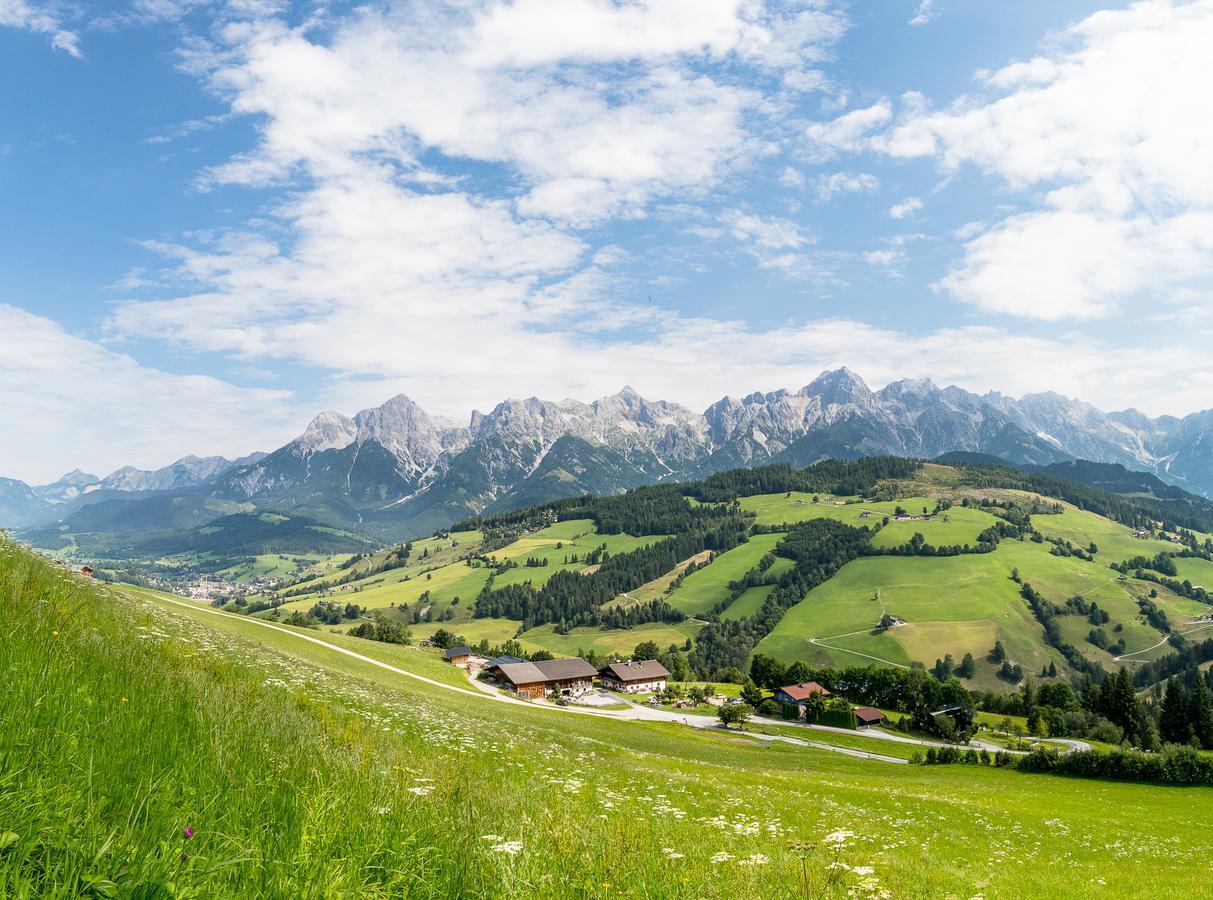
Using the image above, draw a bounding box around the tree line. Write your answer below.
[689,519,873,678]
[473,521,747,630]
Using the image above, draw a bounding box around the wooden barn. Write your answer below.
[486,657,598,699]
[854,707,885,728]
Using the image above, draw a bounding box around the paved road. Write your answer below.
[142,591,1073,764]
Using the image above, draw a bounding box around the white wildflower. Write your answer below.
[491,841,524,855]
[710,851,735,864]
[823,829,855,847]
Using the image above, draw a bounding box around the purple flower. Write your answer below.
[182,827,195,840]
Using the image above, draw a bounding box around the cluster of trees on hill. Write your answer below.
[685,458,922,503]
[1130,636,1213,687]
[689,519,873,678]
[947,461,1213,536]
[473,522,746,630]
[306,600,364,625]
[453,482,745,548]
[347,616,411,645]
[1018,581,1106,678]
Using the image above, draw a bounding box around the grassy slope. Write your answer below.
[738,492,1002,550]
[1172,555,1213,588]
[1033,505,1178,562]
[666,534,785,616]
[486,519,659,591]
[754,532,1212,688]
[7,545,1213,898]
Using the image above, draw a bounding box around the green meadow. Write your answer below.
[1033,504,1178,562]
[7,543,1213,898]
[666,533,786,616]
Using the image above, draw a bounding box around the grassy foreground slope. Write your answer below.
[7,543,1213,898]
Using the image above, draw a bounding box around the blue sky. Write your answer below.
[3,0,1212,483]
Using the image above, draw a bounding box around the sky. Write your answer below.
[3,0,1213,483]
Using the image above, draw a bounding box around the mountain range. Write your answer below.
[7,368,1213,552]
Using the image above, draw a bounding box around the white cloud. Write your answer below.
[888,196,922,219]
[909,0,938,27]
[805,100,891,158]
[939,208,1213,320]
[0,0,80,56]
[187,2,845,223]
[816,170,879,201]
[868,0,1213,319]
[0,304,301,484]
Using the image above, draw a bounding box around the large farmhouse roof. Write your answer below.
[485,655,524,667]
[492,657,597,687]
[494,661,549,686]
[601,660,670,682]
[533,658,598,681]
[777,681,831,701]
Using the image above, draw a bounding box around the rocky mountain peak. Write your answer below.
[294,410,357,456]
[803,367,874,406]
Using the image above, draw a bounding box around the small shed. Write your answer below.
[443,646,473,667]
[854,707,885,728]
[80,565,95,578]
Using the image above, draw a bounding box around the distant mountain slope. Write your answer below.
[99,453,266,493]
[132,512,374,556]
[0,477,52,527]
[13,369,1213,546]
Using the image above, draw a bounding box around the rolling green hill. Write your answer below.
[243,458,1213,707]
[8,537,1213,897]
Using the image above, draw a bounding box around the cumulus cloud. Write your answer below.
[868,0,1213,319]
[888,196,923,219]
[805,100,891,158]
[0,0,80,55]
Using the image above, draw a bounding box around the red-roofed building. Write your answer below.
[773,681,831,705]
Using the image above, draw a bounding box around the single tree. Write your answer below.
[717,703,753,730]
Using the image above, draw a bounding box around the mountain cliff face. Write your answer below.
[10,369,1213,539]
[195,370,1213,537]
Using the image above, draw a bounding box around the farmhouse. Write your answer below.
[487,657,598,699]
[80,566,94,578]
[773,681,831,709]
[599,659,670,693]
[854,707,885,728]
[443,646,473,667]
